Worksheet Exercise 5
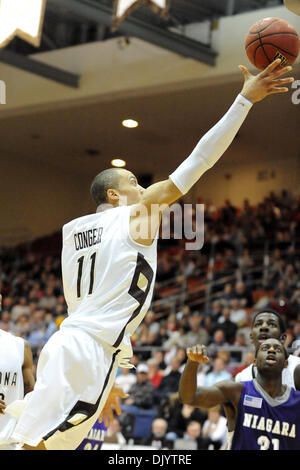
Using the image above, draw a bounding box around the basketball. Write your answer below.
[245,17,300,70]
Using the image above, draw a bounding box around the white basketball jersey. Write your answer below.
[235,354,300,388]
[0,330,24,444]
[61,205,157,357]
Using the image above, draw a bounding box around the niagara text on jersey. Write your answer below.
[231,380,300,450]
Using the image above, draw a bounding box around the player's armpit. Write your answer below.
[140,178,183,209]
[129,179,183,246]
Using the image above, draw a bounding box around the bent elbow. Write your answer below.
[179,392,195,406]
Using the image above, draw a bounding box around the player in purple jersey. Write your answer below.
[179,339,300,450]
[76,419,107,450]
[76,386,127,450]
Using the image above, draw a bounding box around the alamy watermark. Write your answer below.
[93,201,205,251]
[0,80,6,104]
[291,80,300,105]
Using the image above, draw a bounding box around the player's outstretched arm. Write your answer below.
[178,345,241,410]
[140,59,294,209]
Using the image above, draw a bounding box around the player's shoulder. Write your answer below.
[63,213,98,231]
[288,354,300,368]
[63,206,129,231]
[235,364,253,382]
[0,329,24,347]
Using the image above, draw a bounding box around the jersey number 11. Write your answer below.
[76,252,97,298]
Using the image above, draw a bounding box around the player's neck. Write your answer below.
[96,203,117,212]
[256,373,286,398]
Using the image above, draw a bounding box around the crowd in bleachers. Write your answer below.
[1,189,300,449]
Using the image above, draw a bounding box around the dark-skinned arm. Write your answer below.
[179,345,242,410]
[22,340,35,396]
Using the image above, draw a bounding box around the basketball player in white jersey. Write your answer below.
[0,295,35,450]
[8,59,294,450]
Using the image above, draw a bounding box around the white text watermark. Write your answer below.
[291,80,300,105]
[0,80,6,104]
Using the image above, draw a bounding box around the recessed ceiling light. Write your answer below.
[111,159,126,168]
[122,119,139,128]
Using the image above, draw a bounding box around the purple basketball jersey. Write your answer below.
[76,420,107,450]
[231,380,300,450]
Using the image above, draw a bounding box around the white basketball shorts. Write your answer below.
[11,326,121,450]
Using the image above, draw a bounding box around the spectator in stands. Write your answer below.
[141,418,173,450]
[274,280,292,301]
[38,286,57,311]
[232,351,255,378]
[162,324,190,350]
[206,329,230,358]
[115,367,137,395]
[233,281,253,308]
[237,247,254,273]
[155,357,182,405]
[147,359,163,389]
[183,421,210,450]
[124,364,155,409]
[228,298,248,328]
[167,402,207,441]
[0,310,14,332]
[12,312,30,338]
[152,350,167,371]
[219,283,234,304]
[202,406,227,450]
[27,309,48,357]
[207,299,223,324]
[204,356,232,387]
[180,314,209,348]
[217,307,239,344]
[1,296,14,313]
[283,264,298,290]
[104,418,127,446]
[134,311,160,347]
[43,312,58,342]
[11,296,30,322]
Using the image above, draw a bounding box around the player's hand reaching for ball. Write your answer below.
[187,345,210,364]
[239,58,294,103]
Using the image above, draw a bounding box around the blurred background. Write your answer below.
[0,0,300,451]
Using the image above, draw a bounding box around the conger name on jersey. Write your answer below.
[74,227,103,251]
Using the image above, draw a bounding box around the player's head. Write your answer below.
[250,309,287,349]
[254,338,288,376]
[90,168,144,208]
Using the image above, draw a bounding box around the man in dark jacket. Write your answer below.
[125,364,155,409]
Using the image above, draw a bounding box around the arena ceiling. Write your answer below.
[0,75,299,179]
[0,0,298,181]
[0,0,285,84]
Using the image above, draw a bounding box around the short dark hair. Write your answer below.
[90,169,122,206]
[251,308,286,335]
